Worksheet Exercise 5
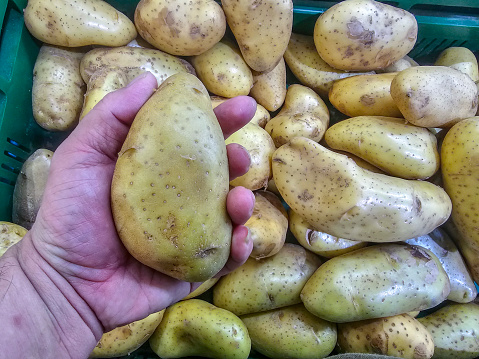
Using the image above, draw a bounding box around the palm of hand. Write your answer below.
[30,73,255,330]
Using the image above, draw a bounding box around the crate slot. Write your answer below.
[1,162,19,175]
[3,150,25,163]
[0,176,15,186]
[0,3,23,84]
[7,137,31,153]
[409,4,479,19]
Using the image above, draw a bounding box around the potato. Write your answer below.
[213,243,322,316]
[250,58,287,112]
[182,277,219,300]
[80,46,194,86]
[211,96,270,128]
[32,44,86,131]
[288,209,367,258]
[418,302,479,359]
[313,0,418,71]
[246,191,288,259]
[283,33,374,98]
[328,73,402,118]
[89,311,164,358]
[301,243,451,322]
[12,149,53,230]
[80,67,134,120]
[226,122,276,191]
[190,40,254,98]
[134,0,226,56]
[265,84,330,148]
[111,73,231,282]
[441,117,479,283]
[272,137,451,242]
[149,299,251,359]
[336,313,434,359]
[324,116,440,180]
[377,55,419,73]
[241,304,337,359]
[390,66,479,128]
[24,0,137,47]
[335,150,385,174]
[434,47,479,82]
[222,0,293,72]
[405,228,477,304]
[0,222,28,257]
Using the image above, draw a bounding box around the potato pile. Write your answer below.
[14,0,479,358]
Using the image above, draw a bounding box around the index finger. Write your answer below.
[213,96,257,139]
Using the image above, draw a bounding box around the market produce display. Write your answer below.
[9,0,479,357]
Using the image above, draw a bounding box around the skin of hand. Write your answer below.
[0,72,256,358]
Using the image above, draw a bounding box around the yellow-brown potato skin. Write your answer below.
[0,222,28,257]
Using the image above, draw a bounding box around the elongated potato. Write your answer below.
[336,313,434,359]
[241,304,337,359]
[284,32,373,98]
[80,46,194,86]
[391,66,478,128]
[0,222,28,257]
[12,149,53,229]
[222,0,293,72]
[265,84,330,147]
[213,243,322,316]
[301,243,451,322]
[32,45,86,131]
[288,209,367,258]
[246,191,288,259]
[405,227,477,304]
[441,117,479,284]
[134,0,226,56]
[272,137,452,242]
[313,0,418,71]
[324,116,440,180]
[418,302,479,359]
[328,73,402,118]
[24,0,137,47]
[190,40,253,98]
[434,47,479,82]
[250,58,287,112]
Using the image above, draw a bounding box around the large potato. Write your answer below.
[390,66,478,128]
[246,191,288,259]
[149,299,251,359]
[32,45,86,131]
[222,0,293,72]
[272,137,451,242]
[190,40,253,98]
[265,84,330,148]
[405,228,477,304]
[336,313,434,359]
[12,149,53,230]
[418,302,479,359]
[284,32,373,98]
[324,116,440,180]
[0,222,28,257]
[24,0,137,47]
[328,73,402,118]
[213,243,322,316]
[134,0,226,56]
[301,243,451,322]
[441,117,479,283]
[288,209,367,258]
[90,311,164,358]
[313,0,418,71]
[241,304,337,359]
[434,47,479,82]
[80,46,194,86]
[226,122,276,191]
[111,73,231,282]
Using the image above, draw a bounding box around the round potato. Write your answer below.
[134,0,226,56]
[314,0,418,71]
[0,222,28,257]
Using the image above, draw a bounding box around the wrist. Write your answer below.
[0,231,102,358]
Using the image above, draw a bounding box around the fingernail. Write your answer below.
[127,72,151,87]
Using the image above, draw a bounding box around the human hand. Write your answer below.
[26,72,256,334]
